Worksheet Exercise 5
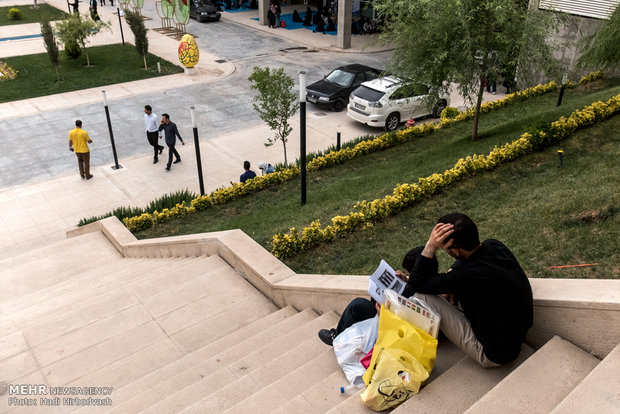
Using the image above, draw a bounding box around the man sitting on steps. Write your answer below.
[406,212,533,367]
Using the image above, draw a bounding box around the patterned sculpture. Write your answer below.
[178,34,199,68]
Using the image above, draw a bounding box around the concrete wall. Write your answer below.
[69,217,620,358]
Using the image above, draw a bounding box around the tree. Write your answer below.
[578,5,620,70]
[372,0,565,141]
[40,19,61,82]
[55,13,110,67]
[248,66,299,167]
[124,9,149,69]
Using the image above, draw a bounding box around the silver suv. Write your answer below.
[347,76,450,131]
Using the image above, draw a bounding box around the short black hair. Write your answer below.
[402,246,424,273]
[75,120,82,127]
[162,113,170,120]
[243,160,251,170]
[145,105,152,111]
[437,212,480,250]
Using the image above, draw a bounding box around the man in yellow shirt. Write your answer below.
[69,120,93,179]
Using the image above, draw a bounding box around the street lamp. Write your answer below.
[299,71,307,206]
[102,90,121,170]
[190,106,205,196]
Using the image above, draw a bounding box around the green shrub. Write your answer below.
[78,189,197,226]
[64,41,81,59]
[8,8,23,20]
[441,106,459,120]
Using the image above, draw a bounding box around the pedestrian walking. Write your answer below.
[68,120,93,180]
[158,113,185,171]
[144,105,165,164]
[99,0,105,6]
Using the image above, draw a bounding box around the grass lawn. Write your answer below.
[0,44,183,103]
[0,4,68,26]
[135,80,620,279]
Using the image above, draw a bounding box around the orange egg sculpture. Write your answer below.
[178,34,199,68]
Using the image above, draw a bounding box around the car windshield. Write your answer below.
[195,0,211,6]
[352,85,385,102]
[325,69,355,87]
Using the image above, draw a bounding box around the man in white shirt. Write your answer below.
[144,105,165,164]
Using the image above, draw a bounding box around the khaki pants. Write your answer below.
[76,151,90,178]
[414,293,500,368]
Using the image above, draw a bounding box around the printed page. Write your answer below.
[368,260,406,304]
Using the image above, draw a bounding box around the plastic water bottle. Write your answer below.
[340,384,357,395]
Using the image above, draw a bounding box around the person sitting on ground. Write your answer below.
[258,162,275,175]
[405,212,533,367]
[318,246,425,346]
[240,160,257,183]
[302,7,313,26]
[292,9,303,23]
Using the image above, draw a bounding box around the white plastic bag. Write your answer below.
[333,315,379,386]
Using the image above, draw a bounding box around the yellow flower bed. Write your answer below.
[123,72,603,233]
[0,61,18,80]
[271,92,620,258]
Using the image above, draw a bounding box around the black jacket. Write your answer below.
[158,122,184,146]
[408,239,533,364]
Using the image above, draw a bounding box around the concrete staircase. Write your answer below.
[1,227,619,413]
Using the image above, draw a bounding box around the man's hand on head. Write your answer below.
[422,223,454,258]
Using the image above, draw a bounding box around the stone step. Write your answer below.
[327,338,467,414]
[152,312,339,414]
[391,344,534,413]
[0,232,122,303]
[222,348,342,414]
[0,231,118,281]
[104,308,317,414]
[465,336,599,414]
[550,342,620,414]
[0,257,184,323]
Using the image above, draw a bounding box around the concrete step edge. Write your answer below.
[464,336,599,414]
[550,341,620,414]
[104,308,314,413]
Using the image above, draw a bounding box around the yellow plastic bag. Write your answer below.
[361,307,438,411]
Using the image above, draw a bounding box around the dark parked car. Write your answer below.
[190,0,221,22]
[306,64,382,112]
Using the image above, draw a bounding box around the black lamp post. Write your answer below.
[299,71,307,206]
[102,90,121,170]
[190,106,205,196]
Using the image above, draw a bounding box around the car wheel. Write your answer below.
[332,99,345,112]
[432,100,447,118]
[385,113,400,131]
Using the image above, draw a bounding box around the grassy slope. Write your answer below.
[137,80,620,279]
[0,4,68,26]
[1,44,183,103]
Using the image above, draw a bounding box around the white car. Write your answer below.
[347,76,450,131]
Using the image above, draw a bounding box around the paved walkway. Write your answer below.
[0,0,505,261]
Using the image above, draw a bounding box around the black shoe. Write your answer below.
[153,158,158,164]
[85,174,93,180]
[173,159,181,164]
[318,328,337,346]
[159,147,164,155]
[165,166,170,171]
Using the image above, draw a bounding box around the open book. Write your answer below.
[368,260,406,304]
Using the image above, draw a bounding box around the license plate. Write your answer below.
[307,96,316,103]
[355,103,365,110]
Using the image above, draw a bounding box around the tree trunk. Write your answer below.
[281,138,288,167]
[143,54,148,70]
[86,50,91,67]
[54,66,60,82]
[472,70,486,141]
